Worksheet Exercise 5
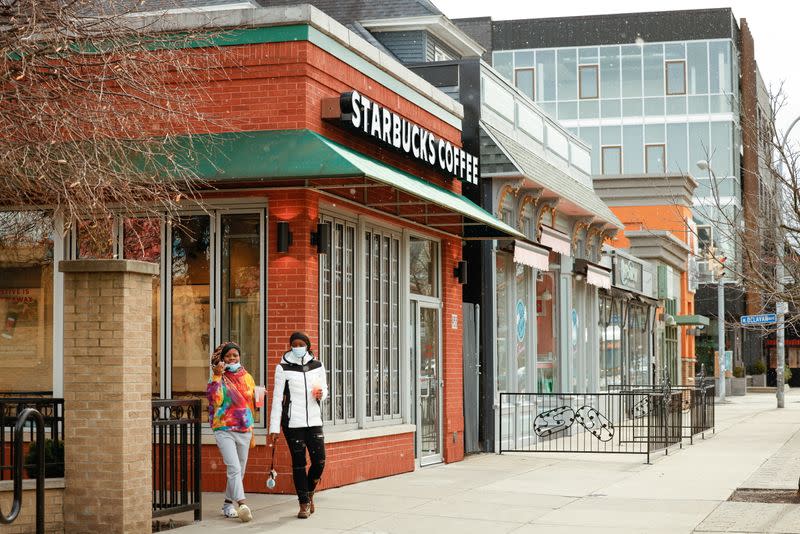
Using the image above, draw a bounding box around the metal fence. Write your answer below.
[0,397,64,481]
[499,384,714,463]
[152,399,202,521]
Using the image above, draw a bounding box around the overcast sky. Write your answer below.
[434,0,799,132]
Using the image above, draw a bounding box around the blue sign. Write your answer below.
[516,299,527,342]
[741,314,777,325]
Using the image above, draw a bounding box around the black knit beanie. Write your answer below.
[289,332,311,350]
[219,342,241,361]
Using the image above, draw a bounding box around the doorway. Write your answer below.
[412,301,442,466]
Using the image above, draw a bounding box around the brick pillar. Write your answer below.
[59,260,157,534]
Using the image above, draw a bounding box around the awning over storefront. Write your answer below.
[540,226,571,256]
[153,129,524,240]
[512,240,550,271]
[574,258,612,289]
[675,314,710,326]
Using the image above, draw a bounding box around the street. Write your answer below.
[169,390,800,533]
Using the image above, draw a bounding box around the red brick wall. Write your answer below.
[162,33,470,491]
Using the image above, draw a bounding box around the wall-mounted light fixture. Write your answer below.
[277,221,292,253]
[311,222,331,255]
[454,260,468,285]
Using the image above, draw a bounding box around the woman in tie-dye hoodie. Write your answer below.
[207,341,256,522]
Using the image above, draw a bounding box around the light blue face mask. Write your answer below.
[291,346,307,358]
[225,362,242,372]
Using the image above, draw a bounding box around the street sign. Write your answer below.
[777,302,788,315]
[741,313,777,325]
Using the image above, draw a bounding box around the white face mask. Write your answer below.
[291,346,307,358]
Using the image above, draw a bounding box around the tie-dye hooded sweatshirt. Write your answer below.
[207,368,256,434]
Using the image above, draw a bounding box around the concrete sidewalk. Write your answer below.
[168,390,800,533]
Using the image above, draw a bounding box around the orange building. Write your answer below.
[595,173,708,385]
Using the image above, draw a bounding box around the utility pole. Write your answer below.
[776,253,786,409]
[717,271,726,402]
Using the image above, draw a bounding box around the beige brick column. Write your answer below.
[59,260,158,534]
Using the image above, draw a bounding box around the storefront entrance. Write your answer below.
[411,301,442,466]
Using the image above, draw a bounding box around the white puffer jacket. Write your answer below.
[268,351,328,434]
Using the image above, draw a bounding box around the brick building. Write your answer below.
[0,4,524,495]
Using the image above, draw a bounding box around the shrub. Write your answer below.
[25,439,64,479]
[733,366,746,378]
[752,360,767,375]
[785,367,793,383]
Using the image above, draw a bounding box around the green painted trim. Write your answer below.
[147,128,520,239]
[675,314,710,326]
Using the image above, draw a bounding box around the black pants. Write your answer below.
[283,426,325,504]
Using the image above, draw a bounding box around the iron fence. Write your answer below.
[0,408,46,534]
[152,399,202,521]
[499,386,708,463]
[0,398,64,481]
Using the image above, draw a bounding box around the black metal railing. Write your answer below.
[0,408,45,534]
[0,398,64,481]
[152,399,202,521]
[499,385,711,463]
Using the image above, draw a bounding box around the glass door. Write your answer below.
[416,303,441,466]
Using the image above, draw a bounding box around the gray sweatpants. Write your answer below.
[214,430,252,503]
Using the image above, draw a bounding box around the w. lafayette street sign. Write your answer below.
[740,314,777,325]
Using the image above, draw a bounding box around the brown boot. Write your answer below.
[308,491,315,514]
[297,502,311,519]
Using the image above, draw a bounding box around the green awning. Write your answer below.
[675,315,710,326]
[157,129,523,240]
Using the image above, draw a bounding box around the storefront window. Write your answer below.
[536,271,557,392]
[496,254,509,392]
[0,212,54,393]
[409,237,438,297]
[170,216,211,406]
[76,218,115,259]
[627,305,649,385]
[515,263,532,392]
[365,227,401,420]
[601,298,623,388]
[220,214,261,419]
[122,218,162,396]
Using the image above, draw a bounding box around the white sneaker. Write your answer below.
[222,503,238,518]
[238,504,253,523]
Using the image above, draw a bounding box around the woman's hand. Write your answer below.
[268,433,279,447]
[212,361,225,376]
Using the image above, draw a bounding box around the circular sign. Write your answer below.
[516,299,527,342]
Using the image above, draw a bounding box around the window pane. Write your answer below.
[409,237,437,297]
[76,219,114,259]
[364,232,371,417]
[496,254,509,392]
[579,65,598,98]
[514,50,534,68]
[536,271,556,393]
[666,95,687,114]
[170,216,211,408]
[645,124,665,144]
[689,122,710,183]
[689,95,709,114]
[558,101,577,120]
[602,147,622,175]
[579,100,599,119]
[600,46,620,99]
[687,42,708,94]
[123,218,161,396]
[557,48,577,100]
[322,225,333,421]
[0,212,54,393]
[646,145,666,174]
[644,97,664,116]
[643,44,664,97]
[390,238,399,416]
[666,61,686,95]
[515,264,531,392]
[515,68,535,101]
[346,227,355,419]
[710,121,734,178]
[221,214,261,419]
[334,223,344,420]
[666,123,688,173]
[601,99,621,118]
[579,126,600,175]
[709,41,731,94]
[621,55,642,98]
[622,98,642,117]
[382,236,390,416]
[601,125,621,146]
[492,51,513,81]
[536,50,556,101]
[623,125,643,174]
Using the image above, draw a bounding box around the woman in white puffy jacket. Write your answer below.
[268,331,328,519]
